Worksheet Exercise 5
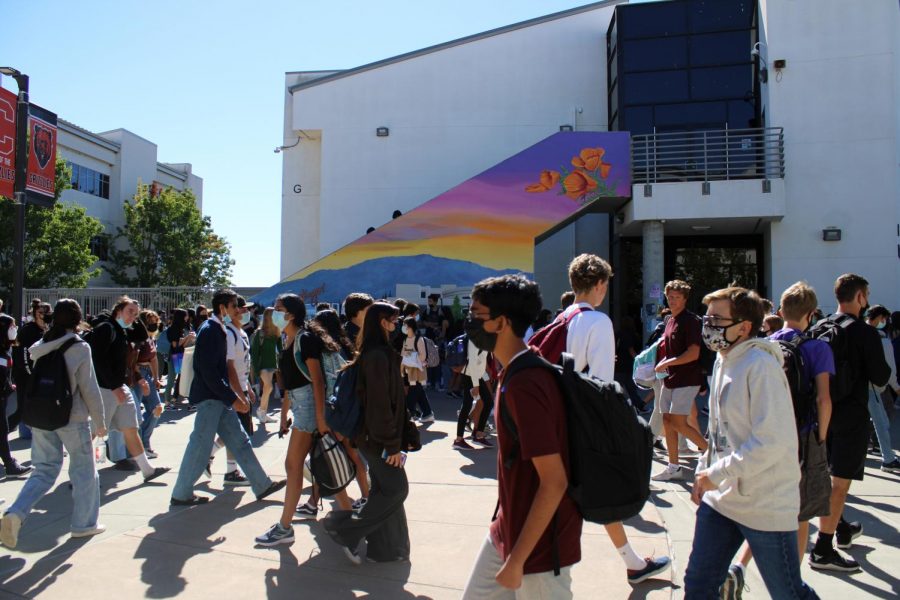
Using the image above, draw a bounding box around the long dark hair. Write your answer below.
[315,309,354,356]
[0,314,14,353]
[170,308,188,334]
[276,293,306,326]
[349,302,398,368]
[44,299,83,343]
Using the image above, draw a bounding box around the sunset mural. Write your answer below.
[254,132,631,305]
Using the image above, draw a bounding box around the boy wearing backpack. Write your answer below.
[807,274,891,573]
[721,281,834,598]
[685,286,817,599]
[533,254,669,585]
[461,274,581,598]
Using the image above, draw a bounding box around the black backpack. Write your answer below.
[445,333,468,369]
[24,338,79,431]
[808,314,855,401]
[308,431,357,496]
[499,351,653,525]
[774,333,817,431]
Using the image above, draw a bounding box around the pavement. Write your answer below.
[0,390,897,599]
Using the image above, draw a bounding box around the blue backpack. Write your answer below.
[445,334,468,369]
[326,364,363,439]
[156,327,172,356]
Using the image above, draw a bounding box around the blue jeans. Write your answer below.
[135,366,162,448]
[685,503,818,599]
[868,386,896,464]
[171,399,272,500]
[6,421,100,533]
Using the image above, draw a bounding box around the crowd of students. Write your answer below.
[0,257,897,598]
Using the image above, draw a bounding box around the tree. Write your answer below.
[106,183,233,288]
[0,158,103,296]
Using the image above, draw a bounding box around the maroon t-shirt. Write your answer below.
[490,355,583,575]
[662,310,703,388]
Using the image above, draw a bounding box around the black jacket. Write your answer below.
[89,319,147,390]
[357,345,406,455]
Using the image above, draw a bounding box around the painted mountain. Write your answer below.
[253,131,631,305]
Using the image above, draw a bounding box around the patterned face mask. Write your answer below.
[701,317,744,352]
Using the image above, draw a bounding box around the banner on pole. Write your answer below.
[0,86,15,199]
[25,103,57,207]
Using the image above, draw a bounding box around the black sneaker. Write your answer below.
[836,520,863,549]
[720,564,746,599]
[4,462,33,477]
[809,548,861,572]
[626,556,671,584]
[881,459,900,473]
[223,470,250,487]
[256,479,287,501]
[143,466,171,483]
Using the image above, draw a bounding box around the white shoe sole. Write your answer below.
[0,513,21,549]
[808,559,861,572]
[255,535,295,547]
[71,525,107,538]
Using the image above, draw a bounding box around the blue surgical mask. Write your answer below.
[271,311,288,330]
[116,318,130,330]
[240,312,252,325]
[875,321,886,330]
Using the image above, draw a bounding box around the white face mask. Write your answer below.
[7,326,17,342]
[401,325,409,335]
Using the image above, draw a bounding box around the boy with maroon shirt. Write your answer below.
[461,275,581,599]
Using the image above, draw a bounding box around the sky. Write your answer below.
[1,0,613,287]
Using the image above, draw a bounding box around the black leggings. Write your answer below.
[456,376,493,438]
[0,392,19,466]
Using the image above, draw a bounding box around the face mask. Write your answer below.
[464,315,498,353]
[875,321,886,330]
[401,325,409,335]
[701,320,744,353]
[240,312,251,325]
[7,326,17,341]
[271,311,288,330]
[116,318,130,330]
[859,304,869,319]
[147,323,159,333]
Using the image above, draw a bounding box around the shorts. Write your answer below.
[288,385,317,433]
[100,387,140,432]
[827,422,868,481]
[659,385,700,416]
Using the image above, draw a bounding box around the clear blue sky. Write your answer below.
[2,0,608,287]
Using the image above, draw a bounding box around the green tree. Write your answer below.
[106,183,233,288]
[0,158,103,295]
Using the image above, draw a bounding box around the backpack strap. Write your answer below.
[498,351,556,469]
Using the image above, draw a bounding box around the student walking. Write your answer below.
[461,275,582,598]
[0,300,107,549]
[452,337,494,450]
[808,275,891,572]
[0,314,31,476]
[555,254,670,584]
[255,295,352,545]
[400,317,434,422]
[863,305,900,472]
[324,302,410,564]
[685,286,818,599]
[170,289,285,506]
[163,309,195,407]
[133,310,164,456]
[249,308,282,424]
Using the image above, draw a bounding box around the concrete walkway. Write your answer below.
[0,391,897,599]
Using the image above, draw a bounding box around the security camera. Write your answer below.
[274,147,282,153]
[750,47,760,57]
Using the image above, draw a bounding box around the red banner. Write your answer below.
[0,86,15,199]
[25,104,57,204]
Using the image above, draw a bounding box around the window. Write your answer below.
[68,162,110,199]
[622,37,687,72]
[89,235,109,261]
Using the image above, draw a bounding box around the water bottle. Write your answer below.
[94,436,107,464]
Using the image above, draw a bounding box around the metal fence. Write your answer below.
[25,287,212,317]
[632,127,785,184]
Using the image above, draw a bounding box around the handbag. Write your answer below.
[401,412,421,452]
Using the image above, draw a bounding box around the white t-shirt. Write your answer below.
[226,322,251,390]
[563,302,615,382]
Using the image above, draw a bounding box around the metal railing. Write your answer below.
[25,287,212,317]
[632,127,784,184]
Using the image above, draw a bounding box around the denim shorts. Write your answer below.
[288,385,317,433]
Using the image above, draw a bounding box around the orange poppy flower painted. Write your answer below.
[571,147,611,177]
[525,169,560,193]
[562,170,598,200]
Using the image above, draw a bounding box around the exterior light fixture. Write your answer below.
[376,127,389,137]
[559,125,574,132]
[822,228,841,242]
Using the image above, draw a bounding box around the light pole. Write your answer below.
[0,67,29,324]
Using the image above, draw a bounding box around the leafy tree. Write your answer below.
[106,183,233,288]
[0,158,103,295]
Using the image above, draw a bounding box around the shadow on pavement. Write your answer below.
[627,578,677,599]
[0,537,90,597]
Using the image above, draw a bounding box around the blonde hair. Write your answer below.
[779,282,819,322]
[261,307,280,338]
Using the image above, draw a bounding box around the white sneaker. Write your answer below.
[71,524,107,538]
[651,466,685,482]
[257,410,277,424]
[0,513,22,548]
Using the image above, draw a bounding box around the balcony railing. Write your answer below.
[632,127,784,184]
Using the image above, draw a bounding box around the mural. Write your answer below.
[254,132,631,306]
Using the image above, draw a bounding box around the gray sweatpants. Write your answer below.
[461,534,573,600]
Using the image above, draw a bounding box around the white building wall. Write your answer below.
[762,0,900,312]
[283,4,617,278]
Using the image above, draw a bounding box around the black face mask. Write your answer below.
[147,323,159,333]
[464,315,497,353]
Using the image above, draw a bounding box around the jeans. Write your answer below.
[868,386,896,464]
[172,399,272,500]
[6,421,100,533]
[164,354,180,402]
[456,377,493,438]
[405,383,432,417]
[685,503,818,599]
[135,365,162,448]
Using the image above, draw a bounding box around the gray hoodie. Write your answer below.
[29,332,105,428]
[698,338,801,532]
